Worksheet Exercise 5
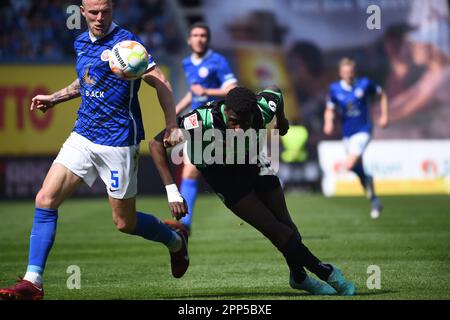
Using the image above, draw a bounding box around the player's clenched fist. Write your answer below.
[169,199,188,220]
[30,95,54,113]
[165,184,188,220]
[163,126,185,148]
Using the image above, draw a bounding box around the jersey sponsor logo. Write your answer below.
[85,90,105,98]
[198,66,209,78]
[101,49,111,62]
[184,114,199,130]
[346,102,361,117]
[82,65,96,85]
[268,100,277,112]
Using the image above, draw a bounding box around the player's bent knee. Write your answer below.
[114,220,135,234]
[346,159,359,171]
[35,189,59,209]
[112,213,136,234]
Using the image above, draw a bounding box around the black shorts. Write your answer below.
[199,164,281,208]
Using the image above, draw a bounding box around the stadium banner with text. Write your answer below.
[0,65,168,156]
[318,140,450,196]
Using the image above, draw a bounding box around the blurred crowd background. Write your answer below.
[0,0,184,61]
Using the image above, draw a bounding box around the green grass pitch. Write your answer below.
[1,194,449,300]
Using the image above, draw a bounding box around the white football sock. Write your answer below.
[24,271,42,286]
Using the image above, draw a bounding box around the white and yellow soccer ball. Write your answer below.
[109,40,149,80]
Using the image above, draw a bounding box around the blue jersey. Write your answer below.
[182,49,237,110]
[73,23,155,146]
[327,77,381,137]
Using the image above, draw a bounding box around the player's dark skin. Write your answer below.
[149,86,341,288]
[149,89,299,251]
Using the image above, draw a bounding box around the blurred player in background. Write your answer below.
[0,0,188,300]
[166,22,238,235]
[150,86,356,296]
[323,58,389,219]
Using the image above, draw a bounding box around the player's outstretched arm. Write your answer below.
[149,131,187,220]
[193,82,238,99]
[175,91,192,115]
[323,108,335,135]
[30,78,81,113]
[142,66,179,145]
[378,90,389,128]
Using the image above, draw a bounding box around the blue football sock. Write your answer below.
[132,212,176,246]
[27,208,58,276]
[352,162,367,186]
[180,178,198,228]
[352,163,378,202]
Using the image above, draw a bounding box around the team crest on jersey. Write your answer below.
[355,88,364,98]
[198,67,209,78]
[268,101,277,112]
[82,65,96,85]
[101,49,111,62]
[184,114,199,130]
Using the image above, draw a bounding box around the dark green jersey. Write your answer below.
[177,88,283,167]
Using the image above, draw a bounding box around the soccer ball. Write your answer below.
[109,40,149,80]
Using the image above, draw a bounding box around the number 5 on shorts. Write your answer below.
[110,170,119,189]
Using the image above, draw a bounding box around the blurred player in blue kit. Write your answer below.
[166,22,238,234]
[0,0,189,300]
[324,58,389,219]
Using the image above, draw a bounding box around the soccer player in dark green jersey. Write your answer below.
[150,86,356,295]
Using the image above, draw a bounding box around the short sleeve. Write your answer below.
[216,55,237,88]
[366,78,382,96]
[257,89,283,126]
[326,86,338,109]
[131,34,156,70]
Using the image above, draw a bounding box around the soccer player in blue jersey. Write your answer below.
[324,58,389,219]
[166,22,238,234]
[0,0,188,300]
[150,86,356,296]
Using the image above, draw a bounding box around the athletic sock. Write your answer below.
[132,212,180,251]
[280,234,333,282]
[180,178,198,228]
[352,163,380,202]
[352,162,368,187]
[24,208,58,286]
[298,242,333,281]
[279,234,307,283]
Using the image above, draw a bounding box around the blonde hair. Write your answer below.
[339,57,356,68]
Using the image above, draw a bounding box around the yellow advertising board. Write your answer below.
[318,141,450,195]
[0,65,167,155]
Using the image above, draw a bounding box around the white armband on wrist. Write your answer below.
[165,184,184,203]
